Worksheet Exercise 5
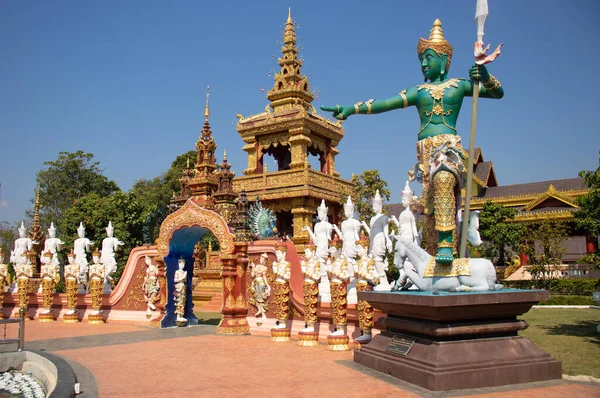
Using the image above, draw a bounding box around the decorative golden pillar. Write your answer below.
[354,281,374,349]
[291,198,317,246]
[242,140,257,175]
[288,127,310,170]
[216,242,250,335]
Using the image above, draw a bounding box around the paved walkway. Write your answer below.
[2,319,599,397]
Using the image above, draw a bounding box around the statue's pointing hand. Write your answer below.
[321,105,353,120]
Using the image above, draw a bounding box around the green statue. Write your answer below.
[322,19,503,264]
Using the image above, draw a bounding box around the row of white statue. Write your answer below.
[6,221,123,295]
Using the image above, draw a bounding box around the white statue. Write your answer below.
[14,252,34,293]
[361,190,393,291]
[390,182,420,290]
[100,221,124,292]
[64,251,80,315]
[327,246,351,284]
[10,222,36,265]
[299,247,320,333]
[271,248,292,329]
[88,250,105,315]
[73,222,93,289]
[43,222,64,267]
[332,196,361,303]
[249,253,271,320]
[303,199,334,301]
[40,251,60,313]
[303,199,334,262]
[394,235,503,292]
[355,244,378,285]
[174,258,188,323]
[143,256,160,316]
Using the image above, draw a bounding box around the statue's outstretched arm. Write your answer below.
[465,64,504,99]
[332,225,342,240]
[321,88,417,120]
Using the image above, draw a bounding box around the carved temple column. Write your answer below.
[291,198,317,246]
[288,127,310,170]
[217,245,250,335]
[242,139,257,175]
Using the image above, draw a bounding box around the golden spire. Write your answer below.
[223,149,227,162]
[429,19,445,42]
[266,9,313,112]
[204,85,210,121]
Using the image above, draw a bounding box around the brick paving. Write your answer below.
[5,319,599,397]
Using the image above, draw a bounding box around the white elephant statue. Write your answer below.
[393,235,503,292]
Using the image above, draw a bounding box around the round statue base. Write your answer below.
[38,313,55,323]
[270,328,291,343]
[327,334,350,352]
[87,313,105,324]
[297,331,319,347]
[175,319,188,327]
[63,313,80,324]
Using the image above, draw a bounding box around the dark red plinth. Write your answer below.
[354,290,562,391]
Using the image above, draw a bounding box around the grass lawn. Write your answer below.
[519,308,600,378]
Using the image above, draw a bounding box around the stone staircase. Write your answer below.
[192,292,223,313]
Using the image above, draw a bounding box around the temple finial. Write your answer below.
[287,7,292,24]
[223,149,227,161]
[204,85,210,121]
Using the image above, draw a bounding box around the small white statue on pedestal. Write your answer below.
[332,196,361,304]
[390,182,420,290]
[143,256,160,317]
[361,190,393,291]
[43,222,64,268]
[300,246,321,333]
[74,222,93,291]
[10,222,36,265]
[174,258,188,324]
[88,251,105,316]
[271,247,291,329]
[64,251,80,316]
[100,221,123,293]
[303,199,334,301]
[249,253,271,321]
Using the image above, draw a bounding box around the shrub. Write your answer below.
[538,295,596,306]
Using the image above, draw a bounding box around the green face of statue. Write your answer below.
[419,49,446,82]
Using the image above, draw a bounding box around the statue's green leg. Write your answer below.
[433,171,456,265]
[436,231,454,264]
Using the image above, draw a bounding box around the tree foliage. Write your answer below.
[477,201,523,267]
[34,151,119,227]
[60,191,146,283]
[524,221,569,280]
[0,221,19,278]
[130,150,196,215]
[351,170,391,221]
[574,165,600,268]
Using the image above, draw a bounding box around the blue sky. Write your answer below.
[1,0,599,225]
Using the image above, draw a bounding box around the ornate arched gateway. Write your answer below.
[155,199,250,334]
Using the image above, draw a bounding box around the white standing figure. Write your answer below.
[332,196,362,304]
[73,222,93,290]
[302,199,334,301]
[100,221,124,292]
[361,190,393,291]
[10,222,36,265]
[43,222,64,269]
[390,182,420,290]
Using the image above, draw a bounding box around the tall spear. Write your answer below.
[459,0,502,258]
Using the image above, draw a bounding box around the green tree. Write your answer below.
[130,150,196,215]
[524,221,569,282]
[0,221,19,278]
[574,166,600,268]
[351,170,391,221]
[477,201,523,267]
[34,151,119,227]
[60,191,146,283]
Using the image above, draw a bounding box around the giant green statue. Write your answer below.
[322,19,503,264]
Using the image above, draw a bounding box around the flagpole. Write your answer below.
[459,0,488,258]
[459,81,480,258]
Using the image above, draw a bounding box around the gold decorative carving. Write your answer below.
[356,281,374,331]
[303,280,319,323]
[236,265,244,278]
[123,259,147,310]
[272,281,290,321]
[224,277,235,292]
[235,295,246,309]
[418,78,460,101]
[156,200,235,258]
[423,257,470,277]
[329,281,348,326]
[225,295,235,309]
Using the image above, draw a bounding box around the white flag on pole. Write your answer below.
[475,0,489,42]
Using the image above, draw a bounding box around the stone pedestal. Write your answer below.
[297,331,319,347]
[354,290,562,391]
[87,313,105,324]
[38,312,55,323]
[270,328,291,342]
[63,313,80,324]
[327,334,349,351]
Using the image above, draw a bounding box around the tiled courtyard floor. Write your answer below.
[3,319,599,397]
